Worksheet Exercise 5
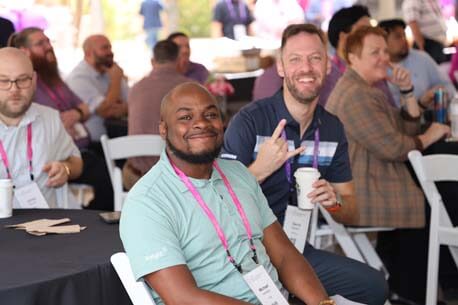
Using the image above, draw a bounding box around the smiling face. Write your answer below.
[277,32,327,105]
[160,83,224,164]
[349,33,390,84]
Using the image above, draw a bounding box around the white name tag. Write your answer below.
[15,182,49,209]
[233,24,247,40]
[73,122,88,140]
[283,205,312,253]
[243,265,289,305]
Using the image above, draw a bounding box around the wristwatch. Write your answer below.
[325,193,342,212]
[319,299,336,305]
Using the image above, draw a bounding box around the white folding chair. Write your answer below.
[309,205,392,280]
[101,134,165,211]
[111,252,157,305]
[408,150,458,305]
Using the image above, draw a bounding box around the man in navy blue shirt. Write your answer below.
[140,0,163,49]
[223,24,388,305]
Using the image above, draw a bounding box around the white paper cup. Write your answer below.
[0,179,13,218]
[294,168,320,210]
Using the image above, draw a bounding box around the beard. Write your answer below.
[395,49,409,61]
[284,72,321,105]
[30,51,61,86]
[0,95,32,119]
[94,51,114,70]
[166,137,222,164]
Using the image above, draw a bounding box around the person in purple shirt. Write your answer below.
[9,27,114,211]
[167,32,209,84]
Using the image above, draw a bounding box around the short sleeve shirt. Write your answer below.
[120,150,280,305]
[34,77,91,149]
[66,60,129,142]
[222,91,352,222]
[213,0,254,39]
[140,0,163,29]
[0,103,81,208]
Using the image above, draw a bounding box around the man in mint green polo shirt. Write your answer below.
[120,82,332,305]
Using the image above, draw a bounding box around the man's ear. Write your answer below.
[276,56,285,78]
[159,121,167,140]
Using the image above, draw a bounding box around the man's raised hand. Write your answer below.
[248,119,305,183]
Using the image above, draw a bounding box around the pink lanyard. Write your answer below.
[42,82,65,111]
[0,123,34,182]
[171,161,258,273]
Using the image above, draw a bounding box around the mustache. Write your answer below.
[295,72,317,79]
[185,129,219,139]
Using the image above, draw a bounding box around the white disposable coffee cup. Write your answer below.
[294,168,320,210]
[0,179,13,218]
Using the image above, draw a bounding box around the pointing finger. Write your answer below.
[271,119,287,140]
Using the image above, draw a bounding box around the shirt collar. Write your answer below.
[81,60,105,79]
[0,103,40,129]
[272,89,323,136]
[159,149,223,193]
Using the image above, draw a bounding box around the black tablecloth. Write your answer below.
[0,209,132,305]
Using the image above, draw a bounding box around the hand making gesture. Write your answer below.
[249,119,305,183]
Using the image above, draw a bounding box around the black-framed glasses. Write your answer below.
[0,76,33,91]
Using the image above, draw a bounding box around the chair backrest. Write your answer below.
[101,134,165,211]
[408,150,458,264]
[110,252,157,305]
[408,150,458,226]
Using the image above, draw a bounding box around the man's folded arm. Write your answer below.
[144,265,255,305]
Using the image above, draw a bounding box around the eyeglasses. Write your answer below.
[0,76,33,91]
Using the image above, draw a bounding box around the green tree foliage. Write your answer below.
[101,0,141,40]
[177,0,211,37]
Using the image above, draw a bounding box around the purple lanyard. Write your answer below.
[225,0,246,23]
[171,160,258,273]
[281,128,320,187]
[0,123,34,182]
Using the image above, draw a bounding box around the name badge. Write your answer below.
[73,122,88,140]
[15,182,49,209]
[233,24,247,40]
[283,205,312,253]
[243,265,289,305]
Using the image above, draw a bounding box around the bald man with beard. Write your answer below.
[67,34,129,143]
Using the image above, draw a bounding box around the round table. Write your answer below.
[0,209,132,305]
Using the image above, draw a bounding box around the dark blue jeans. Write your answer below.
[303,243,389,305]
